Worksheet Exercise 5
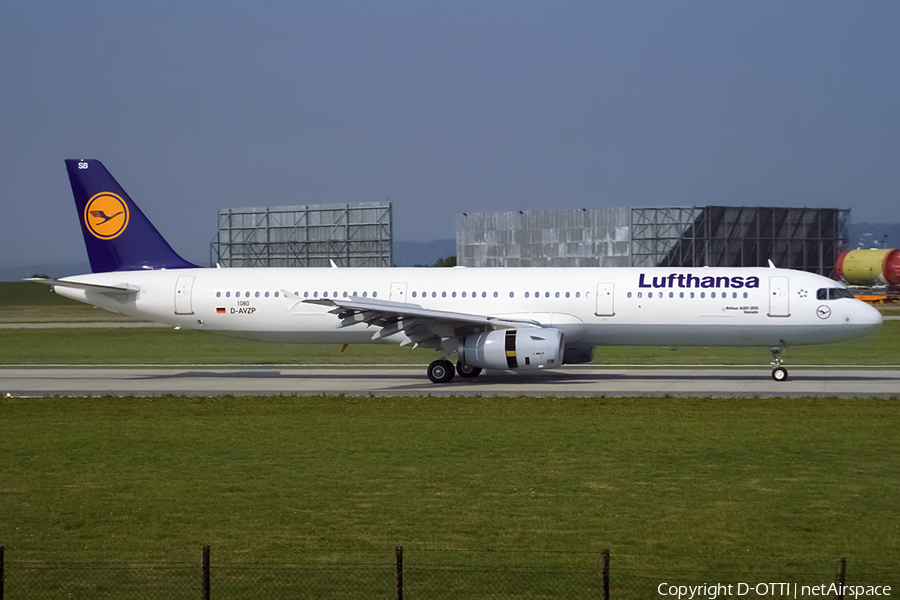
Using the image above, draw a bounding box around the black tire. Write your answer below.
[456,361,482,378]
[427,359,455,384]
[771,367,788,382]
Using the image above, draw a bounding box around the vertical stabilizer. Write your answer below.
[65,159,198,273]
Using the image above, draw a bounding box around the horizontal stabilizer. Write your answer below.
[25,277,139,295]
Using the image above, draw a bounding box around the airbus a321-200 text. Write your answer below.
[31,160,883,384]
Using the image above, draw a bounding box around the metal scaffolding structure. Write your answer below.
[456,208,631,268]
[629,207,703,268]
[631,206,851,276]
[210,202,392,268]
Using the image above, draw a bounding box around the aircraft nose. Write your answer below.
[853,301,883,336]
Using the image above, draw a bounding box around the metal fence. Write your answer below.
[1,546,895,599]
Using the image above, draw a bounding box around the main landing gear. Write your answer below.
[427,360,482,383]
[770,343,788,382]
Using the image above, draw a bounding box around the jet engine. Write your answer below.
[459,328,565,371]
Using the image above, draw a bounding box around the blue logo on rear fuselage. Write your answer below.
[638,273,760,289]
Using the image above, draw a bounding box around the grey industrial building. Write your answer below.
[458,206,850,277]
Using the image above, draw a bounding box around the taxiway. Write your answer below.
[3,366,898,398]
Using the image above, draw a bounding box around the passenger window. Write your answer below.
[648,292,653,298]
[669,292,674,298]
[443,292,447,298]
[566,292,570,298]
[627,292,632,298]
[525,292,529,298]
[743,292,748,298]
[216,291,222,298]
[509,292,514,298]
[679,292,684,298]
[690,292,695,298]
[433,292,437,298]
[576,292,581,298]
[711,292,716,298]
[701,292,706,298]
[637,292,642,299]
[226,292,231,298]
[494,291,498,298]
[274,291,279,298]
[452,291,457,298]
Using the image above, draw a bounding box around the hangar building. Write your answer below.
[458,206,850,277]
[210,202,392,268]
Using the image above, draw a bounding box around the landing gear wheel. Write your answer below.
[456,361,482,378]
[427,359,455,384]
[771,367,788,382]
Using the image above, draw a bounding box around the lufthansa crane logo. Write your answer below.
[84,192,129,239]
[816,305,832,320]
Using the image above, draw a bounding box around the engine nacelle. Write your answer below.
[459,328,565,371]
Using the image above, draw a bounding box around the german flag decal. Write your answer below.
[216,307,226,314]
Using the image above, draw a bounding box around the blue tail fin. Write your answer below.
[66,159,198,273]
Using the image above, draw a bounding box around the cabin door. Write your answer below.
[768,276,790,317]
[175,276,195,315]
[595,282,615,316]
[390,282,408,303]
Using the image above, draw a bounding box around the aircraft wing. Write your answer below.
[25,278,140,295]
[301,296,541,349]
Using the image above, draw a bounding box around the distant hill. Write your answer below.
[392,239,456,267]
[0,263,91,282]
[849,223,900,250]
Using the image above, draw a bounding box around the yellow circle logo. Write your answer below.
[84,192,130,239]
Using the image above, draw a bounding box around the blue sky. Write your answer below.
[2,1,898,266]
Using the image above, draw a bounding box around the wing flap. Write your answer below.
[305,297,541,329]
[304,296,543,347]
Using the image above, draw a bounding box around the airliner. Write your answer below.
[30,159,883,383]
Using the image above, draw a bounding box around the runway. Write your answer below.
[3,365,899,398]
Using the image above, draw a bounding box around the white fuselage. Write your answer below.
[52,266,883,350]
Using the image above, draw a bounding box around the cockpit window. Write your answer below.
[817,288,855,300]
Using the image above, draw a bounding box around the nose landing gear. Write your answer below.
[770,343,788,382]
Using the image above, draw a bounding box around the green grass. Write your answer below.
[2,320,898,367]
[0,396,897,596]
[2,281,899,366]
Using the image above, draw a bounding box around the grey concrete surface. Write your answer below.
[3,366,898,398]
